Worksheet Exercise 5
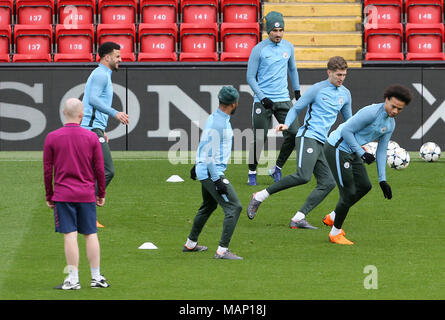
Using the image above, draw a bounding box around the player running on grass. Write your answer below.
[247,56,352,229]
[322,84,413,245]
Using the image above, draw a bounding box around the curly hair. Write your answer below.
[384,84,413,105]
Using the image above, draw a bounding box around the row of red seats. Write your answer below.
[0,22,260,62]
[364,0,444,25]
[365,23,445,60]
[364,1,445,60]
[0,0,259,25]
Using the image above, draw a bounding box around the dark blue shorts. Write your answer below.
[54,202,97,235]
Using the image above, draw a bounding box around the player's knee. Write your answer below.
[291,171,311,185]
[342,191,356,205]
[299,175,311,185]
[325,180,336,192]
[233,202,242,216]
[209,203,218,212]
[361,182,372,196]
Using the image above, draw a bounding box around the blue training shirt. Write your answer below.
[246,38,300,102]
[327,103,394,182]
[81,63,118,131]
[284,79,352,143]
[195,108,233,181]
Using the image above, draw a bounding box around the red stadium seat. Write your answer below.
[220,22,258,61]
[13,53,51,62]
[364,23,404,60]
[97,24,136,61]
[220,52,249,61]
[405,23,445,60]
[138,23,177,61]
[221,0,259,23]
[16,0,55,25]
[0,0,13,25]
[138,52,177,61]
[181,0,218,24]
[406,0,443,24]
[95,51,135,61]
[0,24,11,55]
[364,0,403,26]
[14,24,53,56]
[179,23,218,61]
[56,24,94,54]
[140,0,178,23]
[57,0,96,25]
[98,0,137,24]
[179,52,217,61]
[0,53,9,61]
[54,52,93,61]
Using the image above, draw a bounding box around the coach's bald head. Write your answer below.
[63,98,84,124]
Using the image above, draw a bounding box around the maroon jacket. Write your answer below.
[43,123,105,202]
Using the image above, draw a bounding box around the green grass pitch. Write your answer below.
[0,151,444,300]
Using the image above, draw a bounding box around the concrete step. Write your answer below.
[294,46,362,60]
[263,31,362,46]
[296,60,362,68]
[280,17,362,32]
[264,3,362,17]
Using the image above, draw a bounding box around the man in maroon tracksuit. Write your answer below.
[43,98,109,290]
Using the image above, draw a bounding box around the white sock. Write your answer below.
[330,226,342,236]
[216,246,228,255]
[67,266,79,283]
[91,267,101,281]
[249,170,256,175]
[329,211,336,221]
[275,165,281,170]
[254,190,269,202]
[291,211,305,222]
[185,238,197,249]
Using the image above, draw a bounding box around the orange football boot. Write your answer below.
[96,220,104,228]
[329,232,353,245]
[322,214,334,227]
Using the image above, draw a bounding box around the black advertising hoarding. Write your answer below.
[346,68,423,151]
[417,69,445,147]
[0,65,442,151]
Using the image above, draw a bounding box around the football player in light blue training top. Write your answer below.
[247,56,352,231]
[323,84,413,245]
[246,11,301,186]
[81,42,129,228]
[185,86,244,260]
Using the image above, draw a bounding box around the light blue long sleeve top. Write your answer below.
[246,38,300,102]
[81,63,118,131]
[327,103,394,182]
[284,79,352,143]
[195,108,233,181]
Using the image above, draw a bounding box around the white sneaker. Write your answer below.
[54,277,81,290]
[91,275,110,288]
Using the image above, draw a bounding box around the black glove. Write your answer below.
[260,97,273,109]
[294,90,301,100]
[214,178,228,195]
[361,152,376,165]
[379,181,392,199]
[190,165,197,180]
